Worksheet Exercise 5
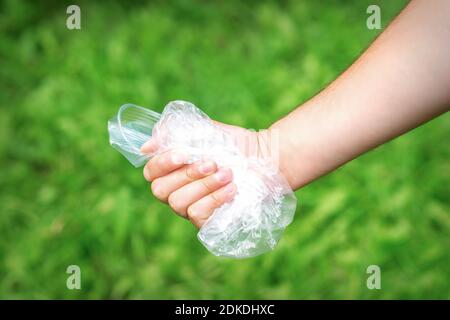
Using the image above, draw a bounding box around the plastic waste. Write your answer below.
[108,100,297,258]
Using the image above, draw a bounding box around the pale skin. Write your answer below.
[141,0,450,228]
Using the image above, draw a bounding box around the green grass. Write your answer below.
[1,0,449,299]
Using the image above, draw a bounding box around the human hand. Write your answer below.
[141,121,260,228]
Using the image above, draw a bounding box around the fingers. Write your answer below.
[143,149,188,182]
[150,160,217,202]
[167,167,233,218]
[187,183,237,228]
[141,140,237,229]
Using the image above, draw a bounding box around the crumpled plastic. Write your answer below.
[108,100,297,258]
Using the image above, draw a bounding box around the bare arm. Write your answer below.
[142,0,450,228]
[272,0,450,189]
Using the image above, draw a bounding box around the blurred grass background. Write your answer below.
[0,0,449,299]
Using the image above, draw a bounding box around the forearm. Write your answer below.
[271,0,450,190]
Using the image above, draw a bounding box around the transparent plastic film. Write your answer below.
[108,104,161,167]
[108,100,297,258]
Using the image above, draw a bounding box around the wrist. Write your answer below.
[268,115,325,191]
[256,126,297,189]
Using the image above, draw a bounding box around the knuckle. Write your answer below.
[210,192,223,207]
[151,179,167,201]
[186,206,203,228]
[185,165,196,181]
[186,205,196,220]
[186,206,199,221]
[201,177,214,192]
[167,193,186,216]
[143,165,152,181]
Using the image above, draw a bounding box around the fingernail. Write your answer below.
[199,161,215,174]
[215,168,232,183]
[171,152,186,165]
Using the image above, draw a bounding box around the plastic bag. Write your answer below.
[108,100,297,258]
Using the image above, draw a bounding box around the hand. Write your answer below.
[141,121,260,228]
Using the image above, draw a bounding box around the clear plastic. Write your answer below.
[108,100,297,258]
[108,104,161,167]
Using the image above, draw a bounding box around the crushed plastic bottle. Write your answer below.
[108,100,297,258]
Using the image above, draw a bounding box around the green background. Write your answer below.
[1,0,449,299]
